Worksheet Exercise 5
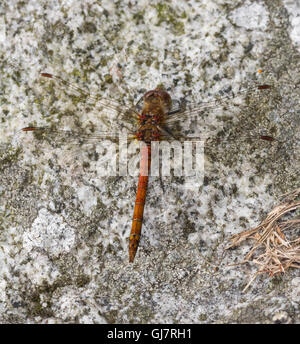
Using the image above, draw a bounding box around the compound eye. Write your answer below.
[143,90,157,100]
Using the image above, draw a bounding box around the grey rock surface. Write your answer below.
[0,0,299,323]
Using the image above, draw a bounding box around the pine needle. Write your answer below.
[226,188,300,292]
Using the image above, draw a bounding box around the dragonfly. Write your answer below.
[21,71,275,263]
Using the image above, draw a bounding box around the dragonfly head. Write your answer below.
[143,89,172,113]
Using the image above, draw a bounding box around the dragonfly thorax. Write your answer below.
[137,121,161,143]
[137,94,168,143]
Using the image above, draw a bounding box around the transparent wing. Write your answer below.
[17,126,142,183]
[38,73,139,134]
[164,84,272,126]
[19,127,138,163]
[159,83,277,148]
[21,127,136,144]
[40,73,139,117]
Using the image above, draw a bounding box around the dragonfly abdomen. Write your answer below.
[129,144,151,262]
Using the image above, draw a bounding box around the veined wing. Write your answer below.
[164,84,272,127]
[21,126,137,146]
[18,126,141,180]
[40,73,140,118]
[155,133,279,159]
[39,73,140,136]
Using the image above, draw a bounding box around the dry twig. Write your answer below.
[226,188,300,291]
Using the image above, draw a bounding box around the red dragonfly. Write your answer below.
[21,71,275,263]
